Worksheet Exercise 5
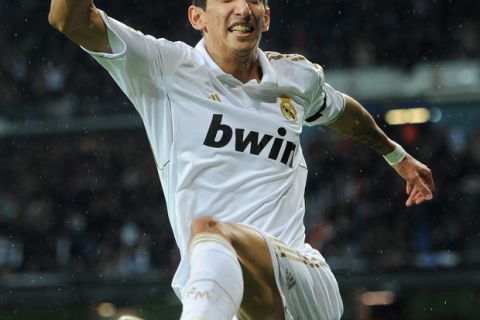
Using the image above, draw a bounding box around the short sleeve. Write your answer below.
[303,66,346,127]
[81,10,186,95]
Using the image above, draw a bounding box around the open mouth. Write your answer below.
[228,24,255,34]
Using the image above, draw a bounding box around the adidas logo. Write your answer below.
[285,268,296,290]
[207,94,221,102]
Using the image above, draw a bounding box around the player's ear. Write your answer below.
[188,5,206,32]
[261,6,270,32]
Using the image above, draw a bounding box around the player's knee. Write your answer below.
[189,216,238,252]
[190,216,224,236]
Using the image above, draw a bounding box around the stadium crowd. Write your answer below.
[1,0,479,121]
[1,120,479,275]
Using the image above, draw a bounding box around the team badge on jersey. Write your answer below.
[280,97,298,122]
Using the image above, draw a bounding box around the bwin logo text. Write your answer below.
[203,114,297,167]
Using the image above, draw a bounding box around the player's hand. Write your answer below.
[392,154,435,207]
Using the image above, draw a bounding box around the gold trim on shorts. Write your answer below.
[269,236,326,269]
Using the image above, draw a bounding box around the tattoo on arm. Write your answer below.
[349,125,384,150]
[327,95,394,155]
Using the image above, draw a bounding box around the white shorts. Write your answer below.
[237,226,344,320]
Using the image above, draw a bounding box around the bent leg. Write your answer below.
[181,231,243,320]
[182,216,284,320]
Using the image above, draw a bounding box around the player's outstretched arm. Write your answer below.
[48,0,111,53]
[326,95,435,207]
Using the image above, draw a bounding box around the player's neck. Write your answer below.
[206,45,263,84]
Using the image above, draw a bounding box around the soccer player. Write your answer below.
[48,0,435,319]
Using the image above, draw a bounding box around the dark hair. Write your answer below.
[192,0,207,9]
[192,0,268,10]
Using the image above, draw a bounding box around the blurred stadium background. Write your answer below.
[1,0,480,319]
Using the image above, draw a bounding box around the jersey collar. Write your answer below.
[195,38,278,87]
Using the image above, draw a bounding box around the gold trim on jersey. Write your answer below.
[266,52,285,61]
[266,52,306,62]
[265,52,323,72]
[280,96,298,122]
[290,55,306,62]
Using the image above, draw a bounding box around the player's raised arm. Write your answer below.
[325,95,435,207]
[48,0,110,53]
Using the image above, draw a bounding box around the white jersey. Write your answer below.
[83,11,346,299]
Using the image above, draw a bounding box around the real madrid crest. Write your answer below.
[280,96,298,122]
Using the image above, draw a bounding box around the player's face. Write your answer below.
[189,0,270,54]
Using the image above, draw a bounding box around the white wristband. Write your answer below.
[383,142,407,166]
